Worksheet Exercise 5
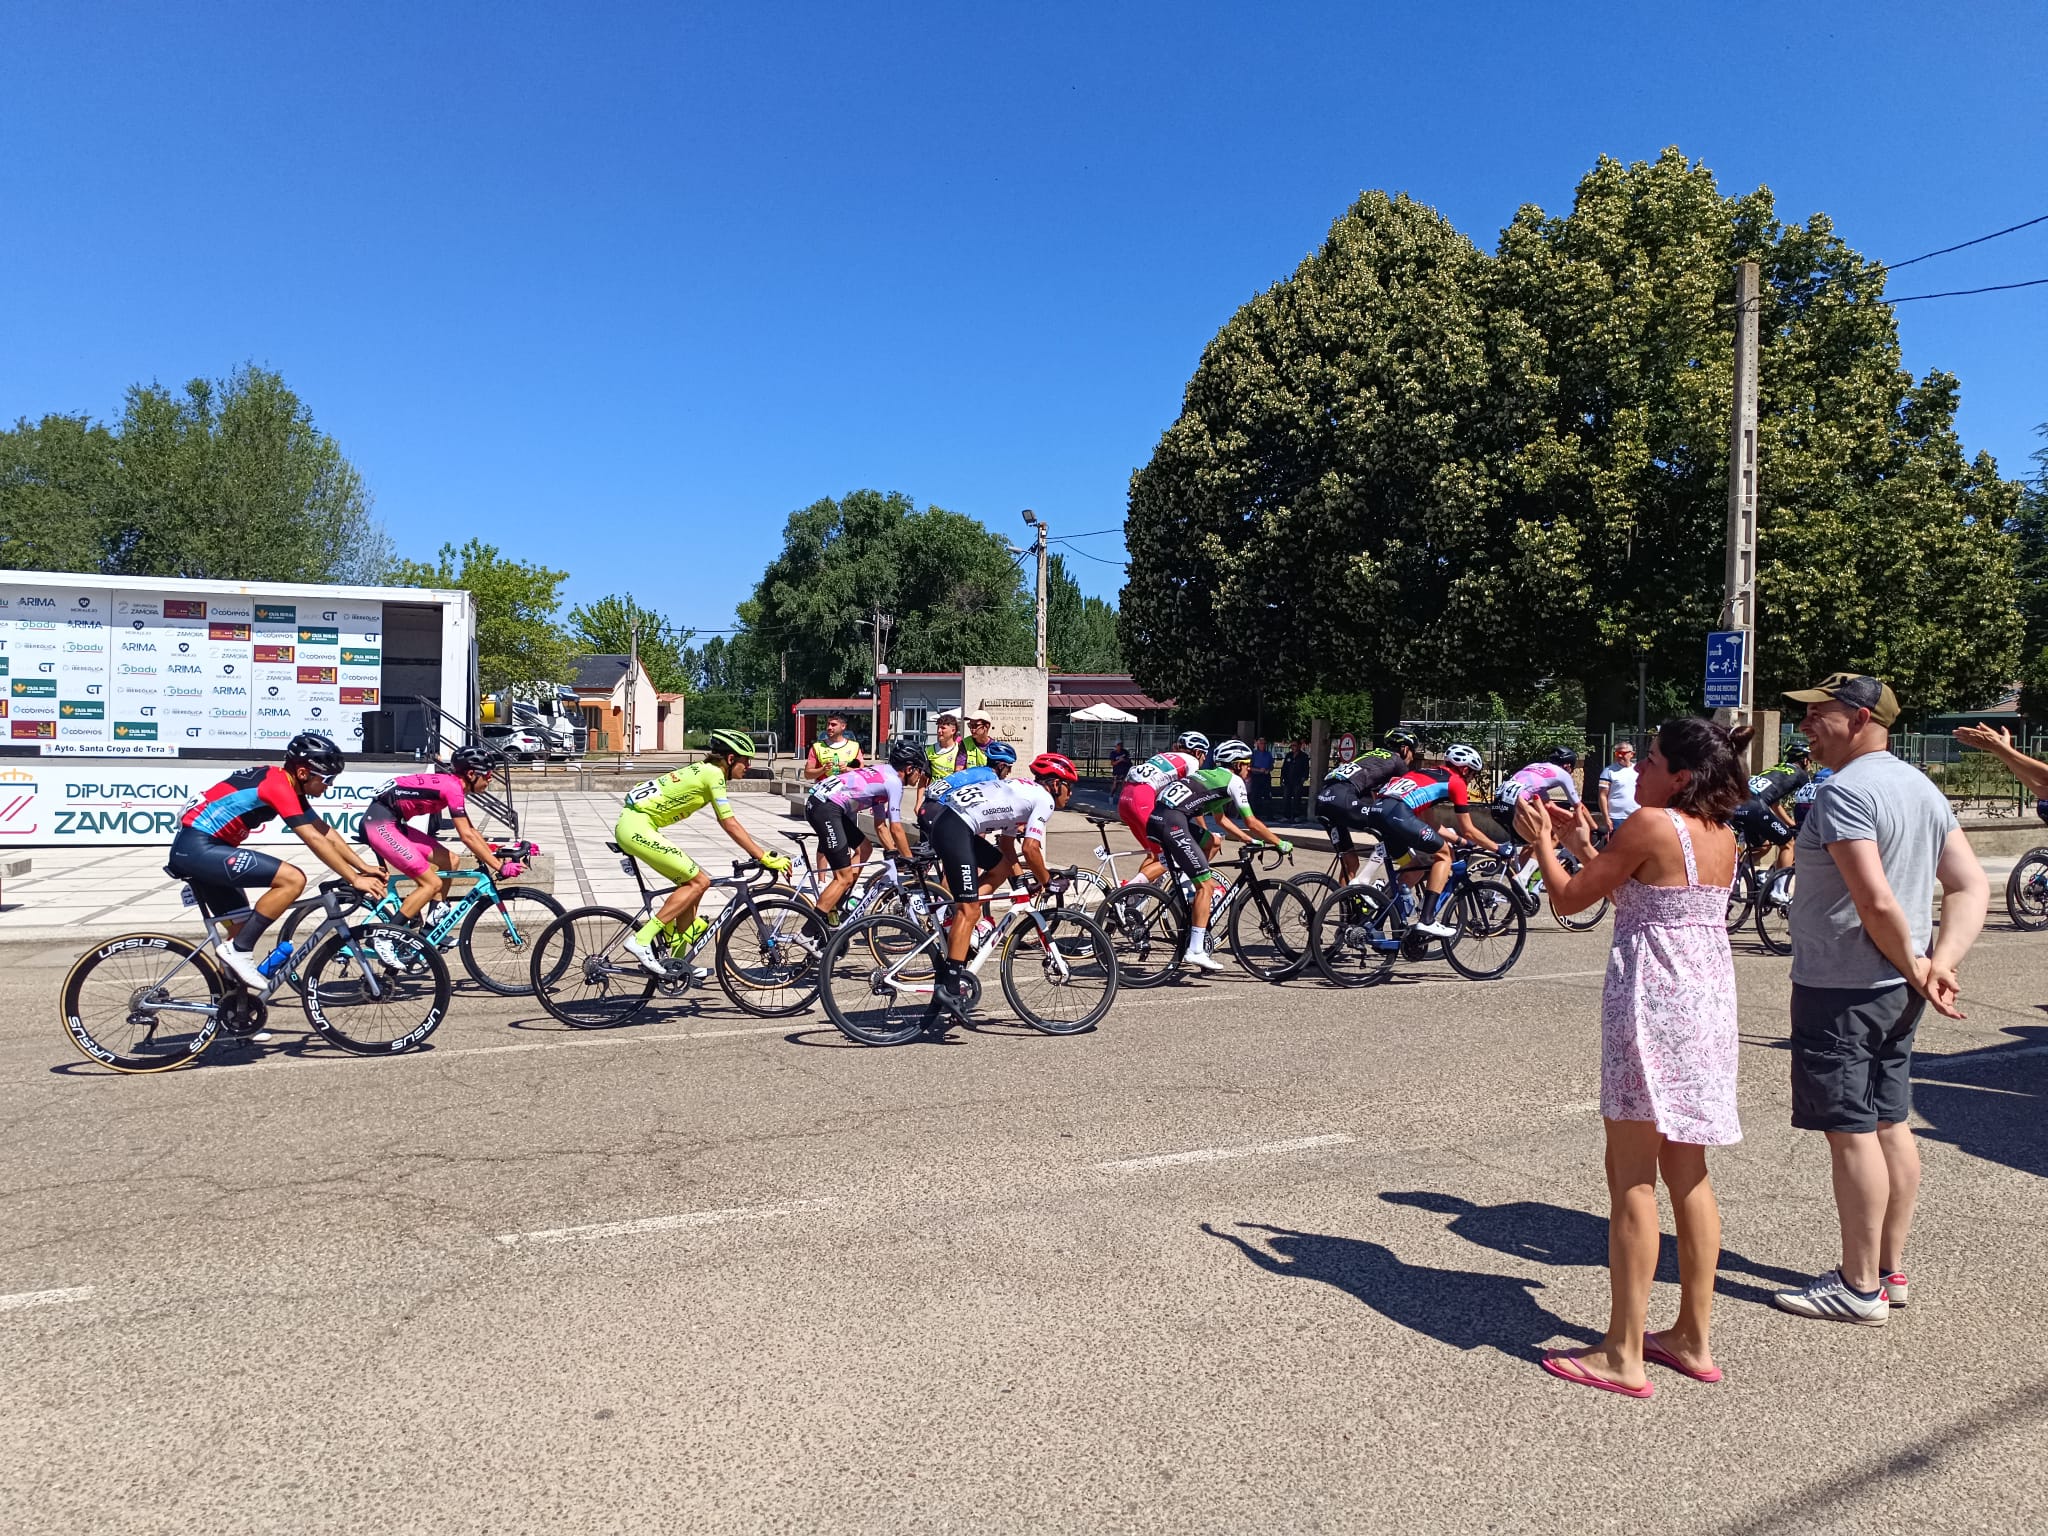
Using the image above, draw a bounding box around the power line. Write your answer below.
[1059,546,1128,568]
[1882,276,2048,304]
[1050,527,1125,541]
[1887,213,2048,270]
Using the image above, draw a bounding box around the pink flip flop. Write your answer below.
[1540,1351,1654,1399]
[1642,1332,1723,1384]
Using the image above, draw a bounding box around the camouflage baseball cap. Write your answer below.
[1783,672,1900,727]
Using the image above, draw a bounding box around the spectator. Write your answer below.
[1952,721,2048,808]
[1598,741,1640,832]
[1110,740,1133,789]
[926,714,965,778]
[960,713,996,770]
[806,714,862,782]
[1282,740,1310,819]
[1518,717,1751,1398]
[1251,737,1275,814]
[1771,674,1988,1327]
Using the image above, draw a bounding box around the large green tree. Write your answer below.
[389,539,571,691]
[0,365,390,583]
[1046,552,1122,670]
[567,593,690,693]
[2013,424,2048,718]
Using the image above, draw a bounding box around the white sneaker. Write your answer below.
[1411,917,1457,939]
[1882,1270,1910,1307]
[1182,945,1225,973]
[622,934,671,977]
[216,944,270,992]
[1772,1268,1889,1326]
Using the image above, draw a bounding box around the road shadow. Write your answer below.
[1378,1191,1810,1306]
[1910,1024,2048,1179]
[1200,1220,1598,1361]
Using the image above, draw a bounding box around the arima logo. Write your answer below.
[212,685,247,698]
[166,664,202,675]
[256,707,293,718]
[19,597,56,608]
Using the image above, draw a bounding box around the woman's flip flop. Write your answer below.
[1540,1351,1655,1399]
[1643,1332,1724,1384]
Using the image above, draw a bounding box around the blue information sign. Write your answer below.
[1704,631,1746,709]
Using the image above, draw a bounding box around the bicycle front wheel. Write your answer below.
[61,933,224,1073]
[1098,885,1184,988]
[2006,848,2048,930]
[1226,877,1316,981]
[1756,867,1795,955]
[300,923,451,1054]
[819,914,936,1045]
[1725,869,1756,932]
[1442,880,1527,980]
[717,893,828,1017]
[457,887,566,995]
[528,907,657,1029]
[1000,910,1117,1034]
[1552,894,1610,931]
[1310,885,1397,987]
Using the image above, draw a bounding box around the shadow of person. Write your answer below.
[1200,1220,1598,1362]
[1378,1191,1811,1302]
[1909,1025,2048,1179]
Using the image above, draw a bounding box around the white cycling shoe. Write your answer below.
[1181,946,1226,973]
[1411,918,1457,939]
[216,944,271,992]
[622,935,671,977]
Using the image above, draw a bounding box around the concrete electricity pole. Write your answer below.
[625,614,639,763]
[1720,259,1762,752]
[1022,509,1048,670]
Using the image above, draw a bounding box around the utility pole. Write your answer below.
[1022,509,1048,671]
[625,613,639,764]
[1720,259,1761,741]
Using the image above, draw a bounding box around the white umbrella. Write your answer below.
[1068,701,1139,723]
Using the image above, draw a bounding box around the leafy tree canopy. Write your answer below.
[1047,552,1122,671]
[389,538,571,692]
[567,593,691,693]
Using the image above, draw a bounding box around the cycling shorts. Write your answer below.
[805,796,868,871]
[1116,781,1163,855]
[165,826,284,918]
[362,806,442,878]
[1370,800,1445,861]
[1732,799,1796,850]
[614,807,703,884]
[1315,783,1379,854]
[924,804,1003,901]
[1146,806,1214,884]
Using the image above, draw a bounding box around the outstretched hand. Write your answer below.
[1954,722,2014,755]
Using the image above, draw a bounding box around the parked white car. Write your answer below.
[484,724,570,762]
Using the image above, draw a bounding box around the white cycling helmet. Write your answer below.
[1174,730,1211,756]
[1212,738,1253,766]
[1444,743,1484,774]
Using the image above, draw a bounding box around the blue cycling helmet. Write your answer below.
[984,741,1017,765]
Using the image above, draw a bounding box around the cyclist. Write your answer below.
[1372,743,1501,938]
[361,744,524,926]
[1490,747,1589,893]
[1787,739,1831,829]
[804,714,863,783]
[1732,743,1811,870]
[1315,729,1420,882]
[920,751,1076,1025]
[808,739,927,921]
[1116,730,1210,882]
[1149,738,1294,972]
[170,731,388,992]
[918,740,1015,834]
[618,728,793,975]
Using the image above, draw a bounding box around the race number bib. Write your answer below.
[624,778,662,808]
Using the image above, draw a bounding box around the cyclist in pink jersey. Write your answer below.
[361,745,522,923]
[1490,748,1592,892]
[1116,732,1210,880]
[806,741,927,919]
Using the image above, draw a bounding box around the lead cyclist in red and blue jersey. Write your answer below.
[1370,743,1501,938]
[168,731,388,992]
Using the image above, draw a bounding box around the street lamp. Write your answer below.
[1020,509,1048,670]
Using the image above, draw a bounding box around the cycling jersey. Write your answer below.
[1124,750,1203,790]
[1792,767,1832,807]
[1323,749,1404,796]
[620,762,735,829]
[932,777,1055,843]
[371,772,471,823]
[924,764,996,809]
[1155,767,1251,822]
[1747,762,1812,807]
[1497,762,1581,807]
[1377,767,1471,812]
[809,737,862,775]
[810,764,906,824]
[180,765,327,846]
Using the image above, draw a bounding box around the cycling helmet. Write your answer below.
[1444,743,1484,775]
[284,731,344,778]
[1786,736,1812,760]
[1030,752,1079,783]
[1212,738,1253,766]
[1383,729,1420,752]
[1545,746,1579,769]
[1174,730,1210,756]
[984,741,1018,765]
[450,743,501,778]
[886,739,924,772]
[707,728,757,759]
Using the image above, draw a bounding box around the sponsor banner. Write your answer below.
[0,764,388,845]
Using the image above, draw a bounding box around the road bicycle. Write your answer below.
[61,878,452,1073]
[1474,841,1611,932]
[275,839,560,996]
[1724,845,1788,933]
[1064,815,1154,912]
[1308,847,1526,986]
[1755,866,1794,955]
[525,844,829,1027]
[816,871,1118,1045]
[778,828,952,932]
[2004,808,2048,929]
[1098,842,1317,987]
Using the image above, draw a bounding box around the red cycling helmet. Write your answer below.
[1030,752,1079,783]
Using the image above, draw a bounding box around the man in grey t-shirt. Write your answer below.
[1771,673,1988,1328]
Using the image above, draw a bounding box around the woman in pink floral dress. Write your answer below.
[1515,718,1753,1399]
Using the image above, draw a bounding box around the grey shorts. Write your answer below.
[1789,983,1926,1134]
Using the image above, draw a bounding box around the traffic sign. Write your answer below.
[1704,631,1746,709]
[1335,732,1357,763]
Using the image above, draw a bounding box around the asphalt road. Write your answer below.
[4,849,2046,1533]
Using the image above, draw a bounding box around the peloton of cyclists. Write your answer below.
[1370,743,1503,938]
[1314,729,1422,883]
[1145,738,1294,972]
[361,743,526,927]
[806,740,928,922]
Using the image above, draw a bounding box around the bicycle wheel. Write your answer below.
[1000,910,1117,1034]
[1725,868,1756,932]
[1552,894,1610,931]
[528,907,658,1029]
[716,893,828,1017]
[1097,885,1184,988]
[1289,870,1340,912]
[2006,848,2048,930]
[456,887,566,996]
[1756,867,1795,955]
[818,913,936,1045]
[1226,877,1316,981]
[300,923,451,1054]
[1310,884,1397,988]
[61,933,224,1073]
[1442,880,1527,980]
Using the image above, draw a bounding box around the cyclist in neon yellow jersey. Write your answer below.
[618,729,792,975]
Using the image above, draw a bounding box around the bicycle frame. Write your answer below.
[861,880,1071,1002]
[167,882,398,1009]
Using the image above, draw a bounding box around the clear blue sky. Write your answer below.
[4,1,2043,631]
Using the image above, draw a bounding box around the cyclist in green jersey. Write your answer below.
[618,729,793,975]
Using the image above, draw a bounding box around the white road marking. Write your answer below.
[0,1285,94,1313]
[1097,1133,1354,1173]
[424,1023,800,1060]
[493,1198,836,1247]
